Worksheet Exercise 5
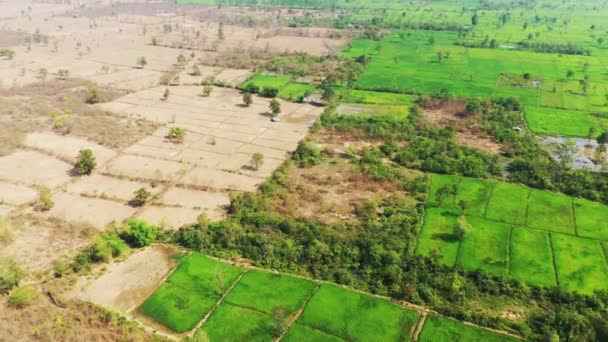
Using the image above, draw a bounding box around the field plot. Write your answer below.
[224,270,316,316]
[341,31,608,137]
[283,323,343,342]
[140,253,242,333]
[574,198,608,241]
[71,245,177,313]
[552,234,608,294]
[200,304,280,342]
[24,132,117,165]
[0,150,72,188]
[415,208,460,266]
[298,284,419,341]
[526,190,575,234]
[418,315,518,342]
[484,183,529,226]
[453,177,494,217]
[457,216,510,276]
[510,228,557,288]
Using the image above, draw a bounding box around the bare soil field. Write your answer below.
[0,150,73,188]
[65,174,162,202]
[71,245,177,313]
[137,206,205,229]
[0,181,37,206]
[24,131,117,165]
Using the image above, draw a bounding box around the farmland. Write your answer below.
[139,253,515,341]
[419,174,608,292]
[342,29,608,137]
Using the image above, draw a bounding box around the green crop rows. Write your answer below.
[418,174,608,293]
[140,253,515,341]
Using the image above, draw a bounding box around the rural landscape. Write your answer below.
[0,0,607,341]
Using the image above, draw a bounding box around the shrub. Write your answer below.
[90,233,128,262]
[243,83,259,94]
[166,127,185,143]
[74,149,97,175]
[7,286,40,308]
[243,92,253,107]
[202,84,213,97]
[131,188,152,207]
[0,257,24,294]
[122,219,158,248]
[292,141,323,167]
[261,87,279,98]
[86,86,102,104]
[269,99,281,116]
[37,187,54,211]
[251,153,264,170]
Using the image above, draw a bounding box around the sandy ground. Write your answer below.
[71,245,177,313]
[0,150,73,188]
[47,192,137,229]
[0,181,37,205]
[24,131,117,165]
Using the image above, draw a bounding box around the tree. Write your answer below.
[458,200,470,215]
[428,36,435,45]
[269,99,281,116]
[555,138,578,170]
[202,84,213,97]
[162,88,170,101]
[166,127,185,143]
[523,72,531,80]
[242,93,253,107]
[435,185,455,206]
[131,188,151,207]
[74,149,96,175]
[137,56,147,68]
[251,153,264,170]
[580,79,589,94]
[437,51,444,63]
[599,37,605,45]
[37,187,54,211]
[598,132,608,144]
[455,216,470,241]
[566,70,574,79]
[471,13,478,26]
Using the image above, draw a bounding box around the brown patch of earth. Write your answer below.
[423,101,502,154]
[70,245,177,313]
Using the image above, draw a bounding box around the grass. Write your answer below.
[224,270,316,316]
[418,315,518,342]
[298,284,419,341]
[454,177,494,217]
[525,106,602,137]
[200,303,280,341]
[342,89,413,106]
[510,228,557,287]
[140,282,217,333]
[279,82,316,101]
[573,198,608,240]
[416,207,460,266]
[457,216,510,276]
[552,233,608,294]
[241,74,291,91]
[140,253,242,333]
[283,323,343,342]
[526,190,575,234]
[485,182,530,226]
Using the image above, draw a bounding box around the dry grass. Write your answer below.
[0,80,158,155]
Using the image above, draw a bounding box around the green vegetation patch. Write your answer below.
[140,282,217,333]
[200,303,280,342]
[342,89,413,106]
[510,228,557,288]
[485,182,530,226]
[279,82,316,101]
[241,74,291,91]
[418,315,518,342]
[525,106,601,137]
[140,253,242,332]
[552,234,608,294]
[416,208,460,266]
[298,284,419,341]
[283,323,344,342]
[526,190,575,234]
[224,270,316,316]
[454,177,494,217]
[574,198,608,240]
[457,216,510,276]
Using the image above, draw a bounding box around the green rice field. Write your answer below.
[240,74,315,101]
[417,174,608,293]
[418,315,518,342]
[140,252,515,340]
